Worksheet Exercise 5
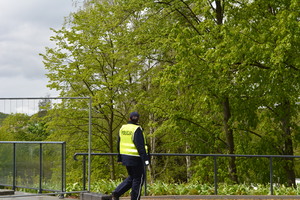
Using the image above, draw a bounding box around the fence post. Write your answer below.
[13,143,16,191]
[214,156,218,195]
[60,142,67,199]
[269,157,273,195]
[83,155,87,191]
[39,143,43,193]
[88,97,92,192]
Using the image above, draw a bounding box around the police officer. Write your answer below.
[112,112,150,200]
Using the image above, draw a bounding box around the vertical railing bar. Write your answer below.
[60,142,66,199]
[13,143,16,191]
[64,142,67,193]
[214,156,218,195]
[62,142,65,193]
[39,143,43,193]
[88,97,92,192]
[83,155,87,191]
[269,156,273,195]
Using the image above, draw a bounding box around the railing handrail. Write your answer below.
[0,97,90,100]
[73,152,300,158]
[0,141,66,144]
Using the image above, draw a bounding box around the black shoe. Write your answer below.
[112,192,119,200]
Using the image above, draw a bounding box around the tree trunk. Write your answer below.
[214,0,238,183]
[280,100,295,187]
[222,97,238,183]
[215,0,223,25]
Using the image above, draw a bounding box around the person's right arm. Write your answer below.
[133,127,150,166]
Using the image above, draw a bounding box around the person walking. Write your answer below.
[112,112,150,200]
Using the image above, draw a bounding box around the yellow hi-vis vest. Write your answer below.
[119,124,147,157]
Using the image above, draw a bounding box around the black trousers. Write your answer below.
[113,164,145,200]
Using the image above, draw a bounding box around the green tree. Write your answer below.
[226,0,300,186]
[0,112,9,125]
[0,113,30,141]
[41,0,148,179]
[133,0,241,183]
[132,0,300,185]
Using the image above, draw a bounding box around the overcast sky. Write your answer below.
[0,0,78,98]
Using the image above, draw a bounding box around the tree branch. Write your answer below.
[179,0,201,24]
[155,1,202,35]
[249,62,271,69]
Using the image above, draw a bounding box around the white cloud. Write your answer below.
[0,76,58,98]
[0,0,77,98]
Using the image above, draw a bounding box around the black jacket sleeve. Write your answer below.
[133,127,150,166]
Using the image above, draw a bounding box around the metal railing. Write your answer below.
[0,141,66,193]
[73,152,300,195]
[0,97,93,192]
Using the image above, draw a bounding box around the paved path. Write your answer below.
[123,196,300,200]
[3,192,300,200]
[0,191,76,200]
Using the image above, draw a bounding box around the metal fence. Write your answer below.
[74,152,300,195]
[0,141,66,193]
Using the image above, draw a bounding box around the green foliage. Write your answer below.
[0,112,9,125]
[0,113,31,141]
[1,0,296,190]
[66,180,300,196]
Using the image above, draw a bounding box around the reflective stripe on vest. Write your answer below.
[119,124,147,157]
